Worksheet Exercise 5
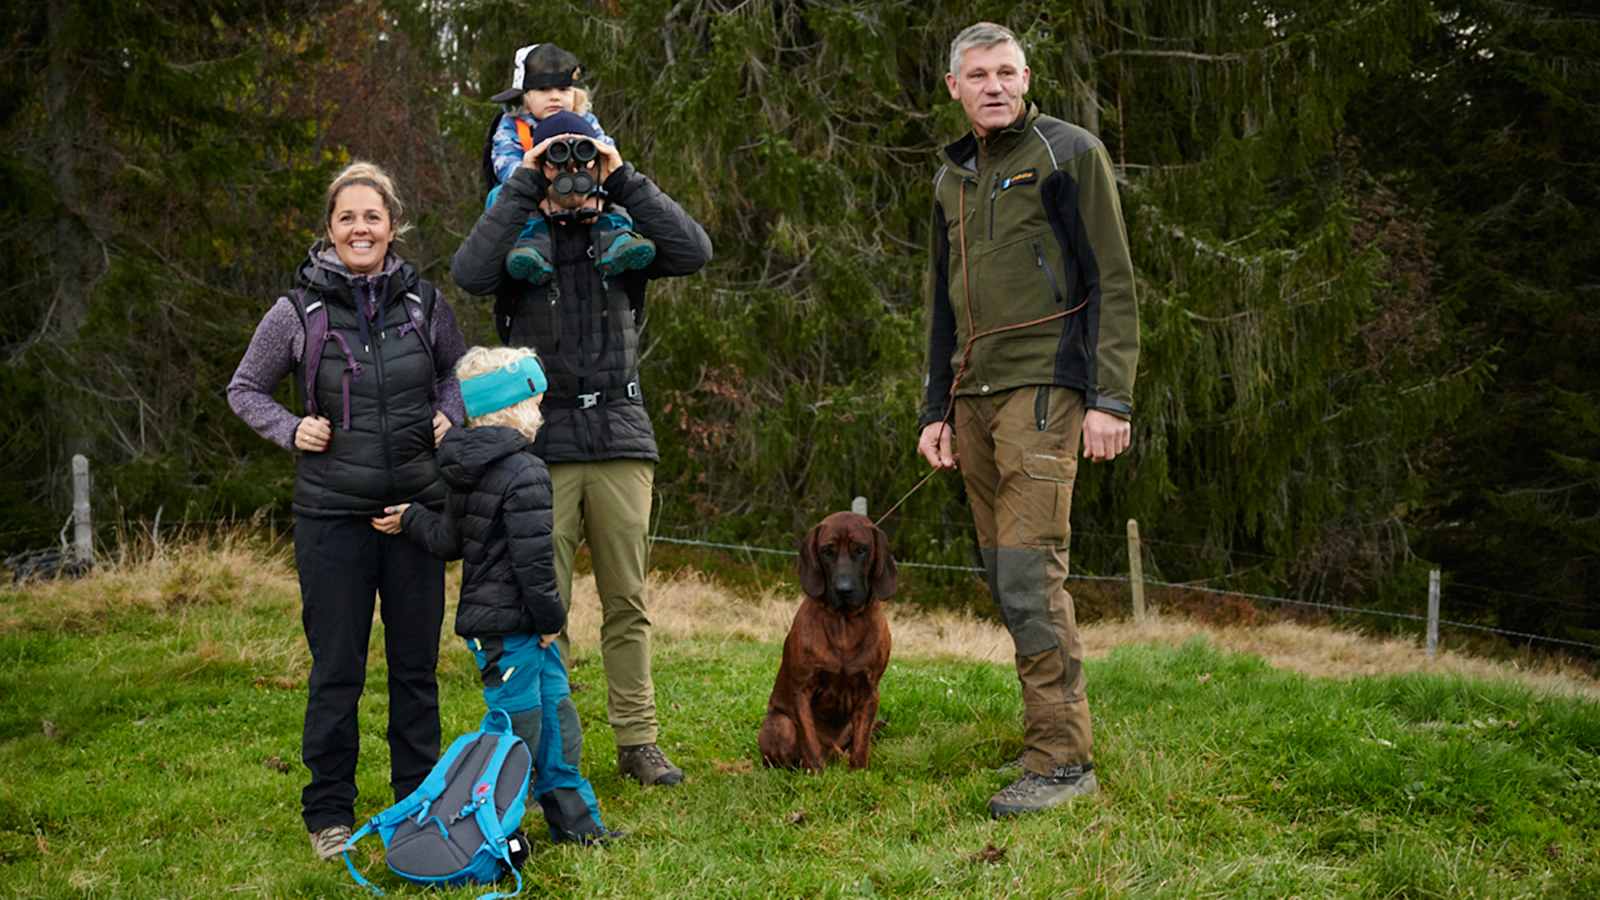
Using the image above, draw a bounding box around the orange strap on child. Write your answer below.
[515,118,533,152]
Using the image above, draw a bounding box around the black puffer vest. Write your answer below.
[504,221,656,464]
[291,247,446,517]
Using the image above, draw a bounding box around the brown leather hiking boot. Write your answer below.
[617,743,684,786]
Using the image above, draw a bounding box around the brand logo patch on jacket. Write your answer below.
[1000,168,1039,191]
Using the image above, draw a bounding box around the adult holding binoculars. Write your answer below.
[453,110,713,788]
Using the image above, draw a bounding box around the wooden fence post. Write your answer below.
[1127,518,1146,623]
[851,496,868,516]
[72,454,94,566]
[1426,569,1441,658]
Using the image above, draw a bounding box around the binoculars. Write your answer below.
[543,137,598,167]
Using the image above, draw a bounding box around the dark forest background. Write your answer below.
[3,1,1596,648]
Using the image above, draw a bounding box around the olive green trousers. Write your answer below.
[549,459,658,747]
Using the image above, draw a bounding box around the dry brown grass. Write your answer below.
[564,567,1600,700]
[0,532,299,634]
[7,542,1594,700]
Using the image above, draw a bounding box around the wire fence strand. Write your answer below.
[645,533,1600,652]
[10,515,1594,653]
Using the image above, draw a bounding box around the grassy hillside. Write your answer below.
[2,538,1597,897]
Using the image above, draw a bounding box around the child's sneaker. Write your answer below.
[506,239,554,283]
[595,232,656,277]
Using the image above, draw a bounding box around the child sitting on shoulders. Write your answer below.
[483,43,654,284]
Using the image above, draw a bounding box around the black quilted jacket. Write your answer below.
[400,425,564,637]
[451,162,713,464]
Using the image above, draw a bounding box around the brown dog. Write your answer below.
[758,511,895,771]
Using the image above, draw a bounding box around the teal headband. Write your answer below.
[461,356,548,419]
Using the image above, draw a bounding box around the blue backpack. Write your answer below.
[343,709,532,899]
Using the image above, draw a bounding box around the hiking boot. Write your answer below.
[617,742,684,786]
[595,232,656,277]
[309,823,352,861]
[995,752,1026,774]
[506,239,554,283]
[987,764,1098,818]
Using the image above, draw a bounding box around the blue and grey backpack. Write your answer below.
[343,709,532,899]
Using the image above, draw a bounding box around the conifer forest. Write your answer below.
[3,1,1596,650]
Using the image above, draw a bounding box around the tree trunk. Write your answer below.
[45,0,99,462]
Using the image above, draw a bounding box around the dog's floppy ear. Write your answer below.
[797,523,826,599]
[868,523,897,600]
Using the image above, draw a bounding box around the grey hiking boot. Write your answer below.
[617,742,684,786]
[995,752,1026,774]
[309,824,352,861]
[988,764,1099,818]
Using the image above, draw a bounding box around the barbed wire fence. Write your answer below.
[8,459,1596,656]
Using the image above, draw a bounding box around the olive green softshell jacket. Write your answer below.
[920,104,1139,425]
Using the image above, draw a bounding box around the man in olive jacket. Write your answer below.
[453,111,713,787]
[916,22,1139,818]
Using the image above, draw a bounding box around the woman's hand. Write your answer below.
[295,416,332,453]
[539,633,559,649]
[371,504,409,535]
[433,411,452,446]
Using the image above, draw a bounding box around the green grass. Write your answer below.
[2,556,1599,898]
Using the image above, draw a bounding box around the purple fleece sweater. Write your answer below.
[228,250,467,451]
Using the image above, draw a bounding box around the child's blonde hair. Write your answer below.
[458,346,544,441]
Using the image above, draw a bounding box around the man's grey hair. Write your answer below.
[948,22,1025,76]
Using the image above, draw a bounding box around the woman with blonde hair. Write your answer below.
[228,161,468,861]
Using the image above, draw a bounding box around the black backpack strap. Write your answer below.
[400,283,439,397]
[285,288,325,419]
[624,274,647,327]
[481,111,508,196]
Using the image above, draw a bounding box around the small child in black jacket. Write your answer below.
[374,345,613,844]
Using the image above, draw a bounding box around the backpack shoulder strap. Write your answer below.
[402,283,441,398]
[285,288,325,419]
[466,733,529,900]
[623,275,647,327]
[515,116,533,152]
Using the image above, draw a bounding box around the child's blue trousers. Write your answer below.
[467,633,605,842]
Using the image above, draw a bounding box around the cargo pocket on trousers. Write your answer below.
[1020,447,1076,547]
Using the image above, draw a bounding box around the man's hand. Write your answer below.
[295,416,331,453]
[1081,409,1131,462]
[593,140,623,182]
[432,411,452,447]
[917,421,957,470]
[371,504,409,535]
[519,135,566,171]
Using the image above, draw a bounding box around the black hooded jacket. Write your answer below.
[451,163,712,464]
[400,425,565,638]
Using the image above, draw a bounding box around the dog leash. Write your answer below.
[876,174,1088,530]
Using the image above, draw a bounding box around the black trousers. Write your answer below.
[294,514,445,832]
